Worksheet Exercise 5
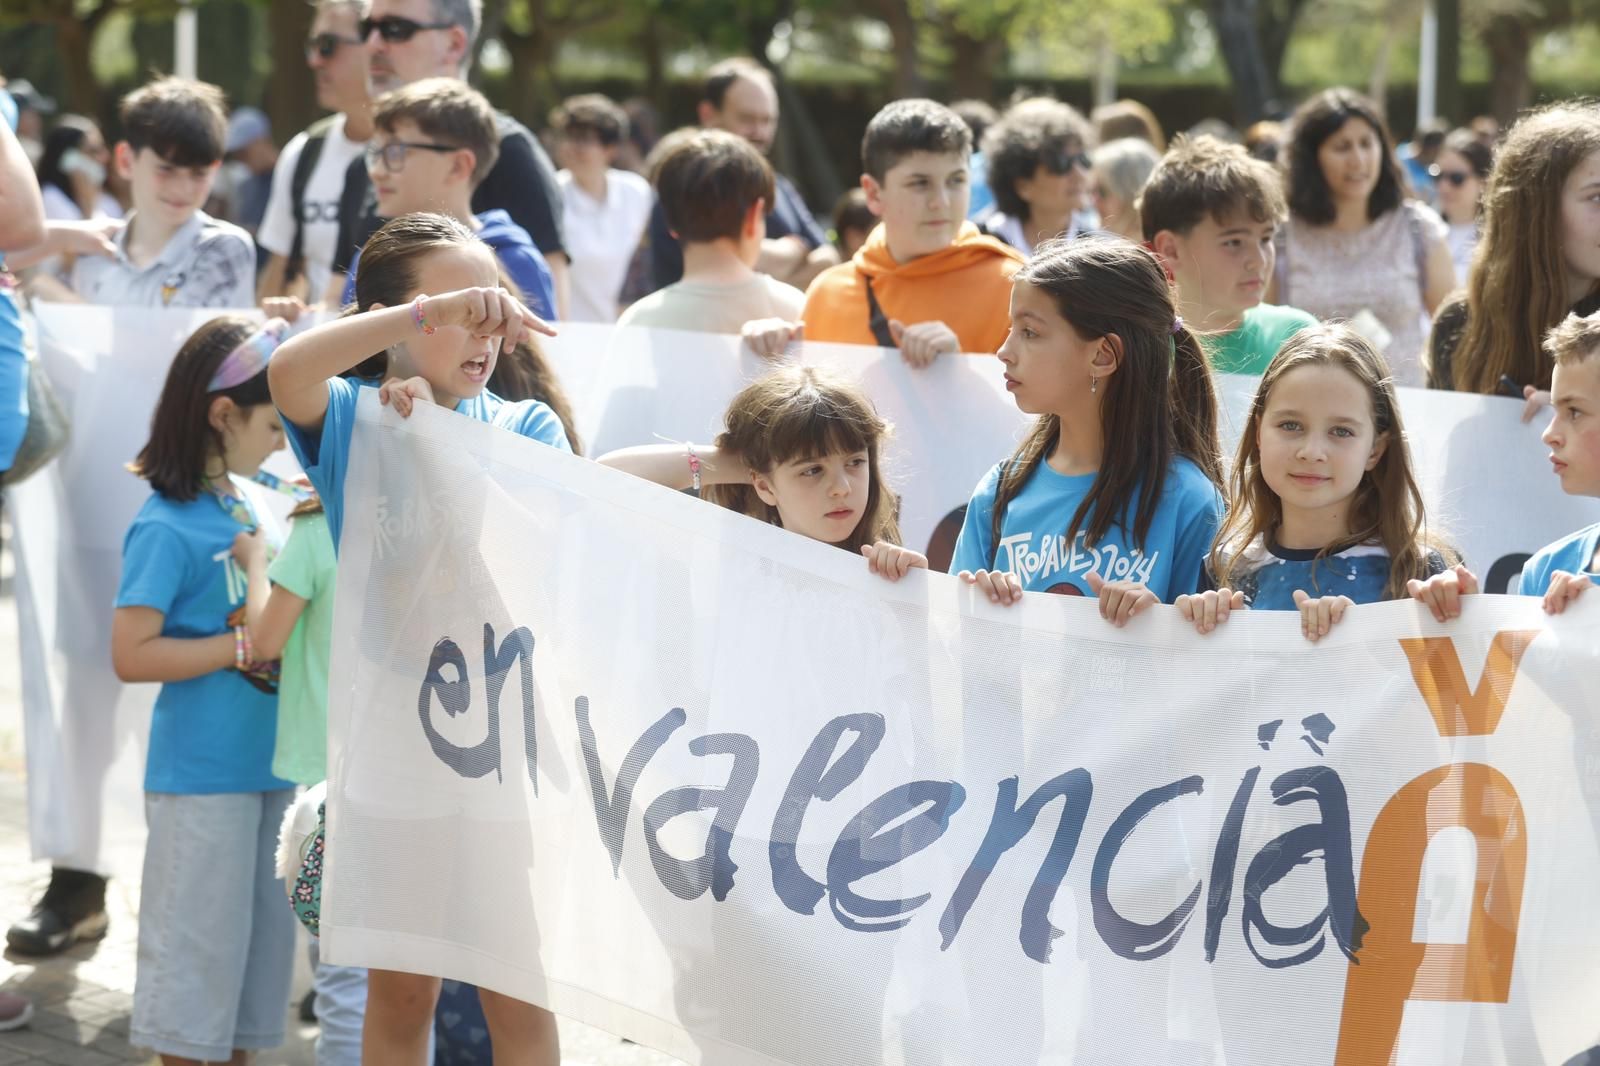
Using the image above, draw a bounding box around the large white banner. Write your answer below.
[8,310,1598,873]
[322,392,1600,1066]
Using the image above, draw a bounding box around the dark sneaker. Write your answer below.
[0,990,34,1031]
[6,867,109,956]
[299,989,318,1024]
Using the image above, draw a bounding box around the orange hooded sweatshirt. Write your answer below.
[801,221,1024,355]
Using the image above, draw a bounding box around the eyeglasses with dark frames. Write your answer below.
[306,32,363,60]
[359,15,455,43]
[365,140,461,173]
[1428,164,1473,188]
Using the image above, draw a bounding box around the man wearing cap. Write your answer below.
[326,0,569,313]
[3,78,55,166]
[213,106,278,240]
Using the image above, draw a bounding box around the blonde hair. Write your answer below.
[707,367,900,552]
[1211,324,1453,599]
[1543,309,1600,367]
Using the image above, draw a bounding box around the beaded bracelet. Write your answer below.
[685,443,702,493]
[412,295,436,336]
[233,626,252,671]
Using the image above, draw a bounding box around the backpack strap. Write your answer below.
[286,115,340,285]
[863,275,897,348]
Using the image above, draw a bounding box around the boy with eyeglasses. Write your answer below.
[329,0,569,314]
[337,77,556,319]
[256,0,373,302]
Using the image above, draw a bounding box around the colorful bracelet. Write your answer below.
[233,626,251,670]
[412,295,436,336]
[685,443,702,493]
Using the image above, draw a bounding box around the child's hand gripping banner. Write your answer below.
[321,391,1600,1066]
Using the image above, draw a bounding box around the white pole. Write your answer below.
[1094,36,1117,110]
[175,2,198,80]
[1417,0,1438,128]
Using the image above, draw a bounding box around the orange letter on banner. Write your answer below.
[1333,764,1526,1065]
[1397,631,1540,737]
[1334,632,1537,1064]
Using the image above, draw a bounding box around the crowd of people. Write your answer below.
[0,0,1598,1062]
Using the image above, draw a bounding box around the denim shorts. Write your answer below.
[131,789,297,1061]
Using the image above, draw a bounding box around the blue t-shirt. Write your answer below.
[115,492,292,794]
[1519,522,1600,597]
[1212,537,1446,609]
[950,456,1223,601]
[282,376,571,551]
[0,279,26,473]
[341,209,557,321]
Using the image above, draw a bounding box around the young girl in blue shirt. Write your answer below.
[268,210,568,1066]
[950,235,1225,623]
[1180,323,1457,640]
[111,314,299,1065]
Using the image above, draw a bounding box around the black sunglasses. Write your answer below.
[1429,164,1472,187]
[359,15,454,43]
[1042,146,1093,175]
[306,32,363,59]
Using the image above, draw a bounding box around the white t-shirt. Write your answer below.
[558,168,653,322]
[616,272,804,334]
[258,115,367,301]
[38,185,124,281]
[71,209,255,309]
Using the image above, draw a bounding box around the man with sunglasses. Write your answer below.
[256,0,372,302]
[326,0,569,313]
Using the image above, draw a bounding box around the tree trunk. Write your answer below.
[54,18,103,122]
[1208,0,1274,124]
[640,9,666,114]
[1483,14,1531,126]
[874,0,926,99]
[945,30,1004,104]
[264,0,317,136]
[1435,0,1462,122]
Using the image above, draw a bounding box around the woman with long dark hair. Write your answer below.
[1269,89,1455,386]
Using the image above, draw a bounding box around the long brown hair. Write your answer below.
[1211,324,1452,599]
[987,236,1223,566]
[1445,101,1600,394]
[131,315,270,501]
[707,366,900,553]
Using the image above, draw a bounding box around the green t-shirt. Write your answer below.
[267,510,336,785]
[1204,303,1319,376]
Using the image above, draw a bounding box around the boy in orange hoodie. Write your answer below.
[745,99,1023,366]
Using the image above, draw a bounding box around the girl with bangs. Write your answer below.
[1178,323,1464,641]
[599,364,927,580]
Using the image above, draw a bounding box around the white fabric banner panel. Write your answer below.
[542,324,1600,590]
[321,392,1600,1066]
[7,304,288,872]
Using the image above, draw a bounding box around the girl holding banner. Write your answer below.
[949,236,1225,623]
[1180,323,1460,639]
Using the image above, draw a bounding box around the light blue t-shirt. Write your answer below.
[0,279,26,473]
[950,456,1223,601]
[282,375,572,551]
[115,492,292,794]
[1519,522,1600,597]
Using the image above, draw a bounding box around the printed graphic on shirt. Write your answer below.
[996,529,1159,594]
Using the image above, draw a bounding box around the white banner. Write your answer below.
[323,392,1600,1065]
[8,311,1598,873]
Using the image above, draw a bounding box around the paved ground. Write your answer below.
[0,524,679,1065]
